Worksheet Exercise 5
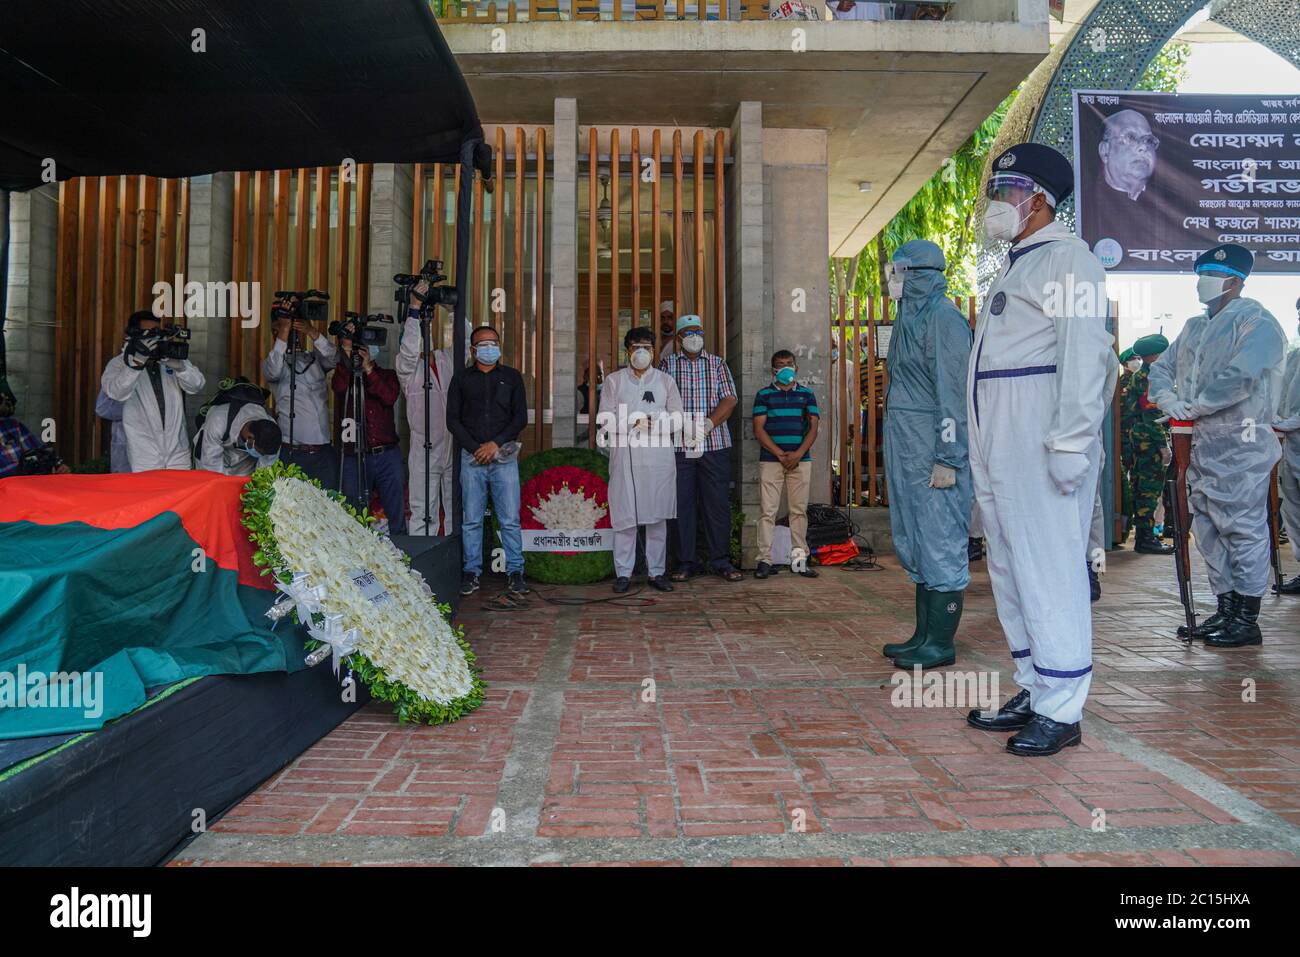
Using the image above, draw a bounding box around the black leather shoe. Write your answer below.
[649,575,674,592]
[754,562,772,580]
[1275,574,1300,596]
[1006,713,1082,756]
[967,688,1032,732]
[967,537,985,563]
[1205,593,1262,647]
[798,567,819,578]
[612,577,630,594]
[1088,564,1101,603]
[1178,592,1234,640]
[1134,526,1174,555]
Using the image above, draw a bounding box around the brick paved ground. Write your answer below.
[175,544,1300,866]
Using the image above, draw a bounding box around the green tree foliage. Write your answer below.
[837,42,1191,300]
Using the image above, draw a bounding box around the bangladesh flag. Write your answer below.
[0,470,301,739]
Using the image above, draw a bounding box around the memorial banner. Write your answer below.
[1073,91,1300,273]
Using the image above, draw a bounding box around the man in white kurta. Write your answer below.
[965,144,1115,757]
[396,308,456,536]
[598,327,684,593]
[101,311,206,472]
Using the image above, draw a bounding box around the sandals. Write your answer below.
[668,568,691,583]
[718,568,743,583]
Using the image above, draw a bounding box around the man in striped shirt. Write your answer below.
[752,350,820,579]
[660,314,742,582]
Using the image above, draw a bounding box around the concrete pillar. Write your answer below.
[726,102,766,563]
[183,173,233,408]
[549,98,579,448]
[763,128,831,504]
[367,164,414,321]
[3,185,58,438]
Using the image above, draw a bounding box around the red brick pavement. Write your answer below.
[177,547,1300,867]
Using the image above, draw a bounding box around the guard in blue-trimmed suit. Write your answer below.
[965,144,1116,756]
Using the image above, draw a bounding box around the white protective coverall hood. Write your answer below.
[1148,296,1288,596]
[101,354,206,472]
[396,315,456,535]
[967,220,1114,724]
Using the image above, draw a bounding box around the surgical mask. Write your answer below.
[367,345,380,361]
[474,342,501,365]
[255,452,279,469]
[774,367,797,386]
[983,196,1034,242]
[629,347,653,371]
[1196,274,1230,305]
[887,279,903,300]
[682,334,704,355]
[1125,358,1143,373]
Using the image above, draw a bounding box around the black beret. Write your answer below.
[990,143,1075,205]
[1194,243,1254,279]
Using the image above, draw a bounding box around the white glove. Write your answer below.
[698,418,715,437]
[1047,450,1090,495]
[928,463,956,489]
[1165,399,1197,420]
[164,358,187,372]
[1274,416,1300,434]
[1160,446,1172,467]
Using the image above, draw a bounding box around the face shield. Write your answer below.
[984,173,1050,241]
[885,257,941,299]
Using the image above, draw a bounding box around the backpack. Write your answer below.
[193,377,270,458]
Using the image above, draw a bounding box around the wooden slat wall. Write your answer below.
[413,128,551,448]
[52,174,191,464]
[228,164,372,384]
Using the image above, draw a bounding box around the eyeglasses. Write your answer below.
[1106,132,1159,151]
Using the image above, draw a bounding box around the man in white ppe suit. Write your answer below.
[197,395,281,476]
[964,144,1115,757]
[1275,298,1300,596]
[396,297,457,536]
[101,310,206,471]
[1148,244,1289,645]
[599,326,683,593]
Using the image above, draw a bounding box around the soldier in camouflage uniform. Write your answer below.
[1117,347,1138,543]
[1120,334,1174,555]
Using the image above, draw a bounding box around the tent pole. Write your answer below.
[451,138,479,559]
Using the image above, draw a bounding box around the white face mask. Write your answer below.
[1125,358,1143,373]
[1196,274,1230,305]
[629,347,652,370]
[887,279,904,300]
[983,195,1035,242]
[682,334,704,355]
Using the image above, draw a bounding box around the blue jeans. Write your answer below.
[342,445,407,535]
[460,450,523,575]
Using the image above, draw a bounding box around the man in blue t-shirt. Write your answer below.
[752,350,820,579]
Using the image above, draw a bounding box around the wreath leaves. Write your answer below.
[240,461,484,725]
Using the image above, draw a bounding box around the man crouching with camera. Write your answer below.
[101,310,206,471]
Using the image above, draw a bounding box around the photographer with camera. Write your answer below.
[1,387,70,478]
[264,296,338,488]
[100,309,206,471]
[395,271,459,537]
[332,319,406,535]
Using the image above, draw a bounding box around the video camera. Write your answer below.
[271,289,330,327]
[394,259,458,311]
[329,311,395,346]
[18,445,64,476]
[125,324,191,361]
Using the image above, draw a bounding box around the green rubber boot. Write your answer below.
[882,583,927,658]
[892,589,963,669]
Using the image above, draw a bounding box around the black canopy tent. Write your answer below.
[0,0,487,527]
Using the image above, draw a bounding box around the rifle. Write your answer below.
[1268,459,1283,593]
[1167,419,1197,639]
